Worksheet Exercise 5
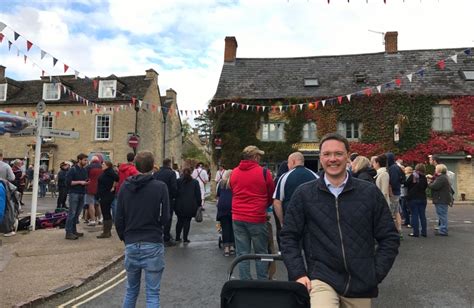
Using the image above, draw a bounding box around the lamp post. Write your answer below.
[30,101,45,231]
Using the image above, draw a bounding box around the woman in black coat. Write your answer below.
[351,156,376,183]
[97,161,119,238]
[175,168,202,243]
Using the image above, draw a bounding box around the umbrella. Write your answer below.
[0,111,30,135]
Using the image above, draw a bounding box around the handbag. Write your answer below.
[195,206,203,223]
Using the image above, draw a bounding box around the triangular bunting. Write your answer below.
[64,64,69,73]
[337,96,343,104]
[74,70,79,79]
[450,54,458,64]
[407,73,413,82]
[346,94,351,102]
[376,85,382,93]
[14,32,20,41]
[32,111,36,117]
[40,50,46,59]
[24,55,27,64]
[395,79,401,87]
[437,60,445,70]
[8,41,12,50]
[464,49,471,55]
[364,88,372,96]
[322,100,326,107]
[53,57,58,67]
[26,40,33,51]
[0,33,4,43]
[416,69,425,78]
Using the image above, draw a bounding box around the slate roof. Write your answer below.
[213,48,474,101]
[0,74,152,106]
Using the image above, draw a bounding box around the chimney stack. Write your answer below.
[0,65,5,79]
[384,31,398,54]
[145,68,159,82]
[224,36,238,63]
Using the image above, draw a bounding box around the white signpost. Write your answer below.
[30,101,45,231]
[41,128,79,139]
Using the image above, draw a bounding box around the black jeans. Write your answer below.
[163,199,175,242]
[175,216,192,241]
[220,215,234,245]
[57,187,68,209]
[99,194,114,221]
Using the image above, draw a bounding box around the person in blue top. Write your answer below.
[273,152,319,229]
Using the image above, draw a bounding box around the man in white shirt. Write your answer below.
[192,162,209,207]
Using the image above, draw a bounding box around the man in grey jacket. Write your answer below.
[280,133,400,308]
[0,152,14,181]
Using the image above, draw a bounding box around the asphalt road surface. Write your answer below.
[33,197,473,308]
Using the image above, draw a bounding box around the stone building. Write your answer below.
[211,34,474,200]
[0,66,183,170]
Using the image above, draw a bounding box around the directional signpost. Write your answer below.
[30,101,45,231]
[41,128,79,139]
[10,126,37,137]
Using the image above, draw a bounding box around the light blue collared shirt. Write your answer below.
[324,172,349,198]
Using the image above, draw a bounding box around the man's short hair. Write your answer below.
[431,154,440,163]
[77,153,88,161]
[163,158,171,167]
[319,133,350,153]
[135,151,154,173]
[375,154,387,168]
[126,152,135,162]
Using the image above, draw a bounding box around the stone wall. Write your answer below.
[456,160,474,200]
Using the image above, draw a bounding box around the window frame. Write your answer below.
[95,114,112,141]
[98,80,117,99]
[42,83,61,101]
[0,83,7,101]
[302,121,318,141]
[432,105,453,132]
[261,122,285,142]
[337,121,362,141]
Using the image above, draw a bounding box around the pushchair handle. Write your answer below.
[227,253,283,281]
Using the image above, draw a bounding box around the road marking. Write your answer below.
[57,270,126,308]
[73,276,127,307]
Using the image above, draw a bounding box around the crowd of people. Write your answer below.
[0,133,458,307]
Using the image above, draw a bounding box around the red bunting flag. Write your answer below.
[26,40,33,51]
[364,88,372,96]
[0,33,4,43]
[93,79,98,90]
[32,111,36,117]
[437,60,445,70]
[76,110,80,115]
[315,101,320,109]
[337,96,343,104]
[132,97,136,105]
[56,111,60,117]
[64,64,69,73]
[395,78,401,86]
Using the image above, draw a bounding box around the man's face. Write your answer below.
[320,140,349,179]
[79,158,88,167]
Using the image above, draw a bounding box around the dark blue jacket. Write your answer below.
[115,174,170,244]
[386,153,404,196]
[281,175,399,298]
[66,165,87,194]
[216,184,232,220]
[153,166,178,199]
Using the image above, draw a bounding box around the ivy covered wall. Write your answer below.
[211,94,474,167]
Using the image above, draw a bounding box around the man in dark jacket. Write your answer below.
[386,152,405,237]
[153,158,178,247]
[281,133,399,307]
[65,154,89,240]
[115,151,170,307]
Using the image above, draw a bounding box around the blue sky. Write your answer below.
[1,0,474,120]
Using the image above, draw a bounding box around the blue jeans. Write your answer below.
[123,242,165,308]
[434,203,449,235]
[39,182,47,197]
[233,220,268,280]
[400,197,410,225]
[408,199,427,236]
[65,193,85,234]
[111,197,117,222]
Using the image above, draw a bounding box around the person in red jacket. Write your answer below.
[117,153,139,194]
[85,156,103,226]
[230,145,275,280]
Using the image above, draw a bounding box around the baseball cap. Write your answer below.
[242,145,265,156]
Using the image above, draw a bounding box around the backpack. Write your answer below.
[0,179,20,233]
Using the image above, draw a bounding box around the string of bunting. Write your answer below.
[0,22,184,118]
[1,21,472,119]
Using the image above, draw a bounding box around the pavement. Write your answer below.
[0,194,473,308]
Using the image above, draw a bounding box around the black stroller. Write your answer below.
[221,254,310,308]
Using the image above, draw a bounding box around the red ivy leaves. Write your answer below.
[349,142,385,158]
[451,97,474,135]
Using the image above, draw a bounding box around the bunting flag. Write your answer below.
[40,50,46,59]
[53,57,58,67]
[0,33,4,43]
[450,54,458,63]
[376,85,382,93]
[395,78,401,87]
[437,60,446,70]
[337,96,343,104]
[26,40,33,51]
[0,21,6,32]
[322,100,326,107]
[407,73,413,82]
[346,94,351,102]
[8,40,12,50]
[64,64,69,73]
[464,48,471,55]
[13,32,19,41]
[23,55,27,64]
[364,88,372,96]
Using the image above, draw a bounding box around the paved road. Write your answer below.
[33,197,474,308]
